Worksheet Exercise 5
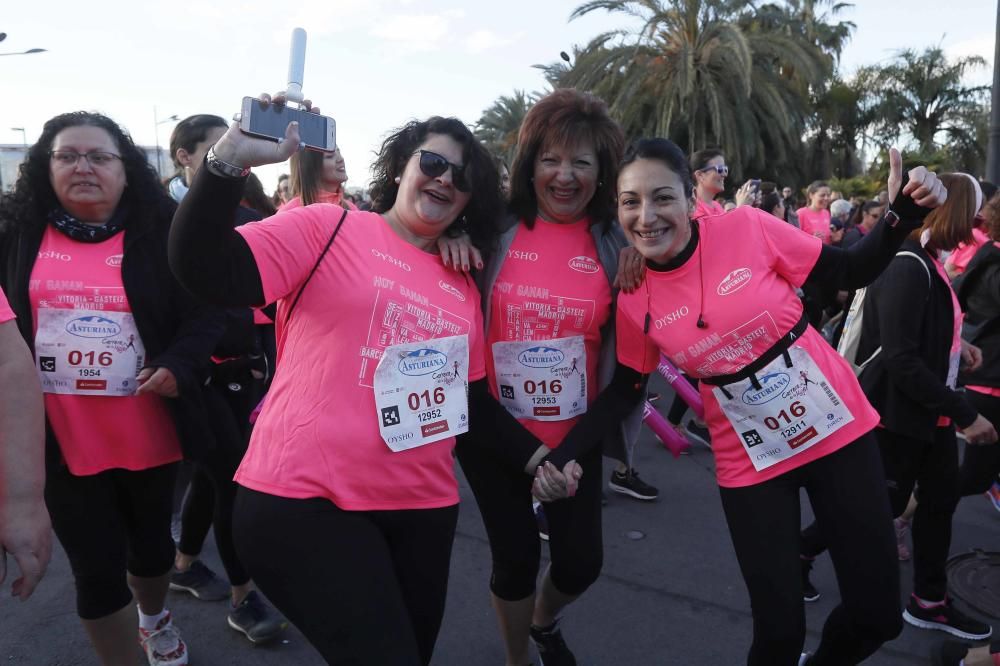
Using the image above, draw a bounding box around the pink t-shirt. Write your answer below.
[486,218,612,448]
[616,208,880,487]
[280,190,359,212]
[796,207,832,244]
[693,197,725,220]
[0,285,14,323]
[29,226,182,475]
[944,227,989,276]
[235,206,486,511]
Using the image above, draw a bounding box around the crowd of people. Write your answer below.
[0,83,997,666]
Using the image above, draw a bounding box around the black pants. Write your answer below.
[720,436,901,666]
[877,426,960,600]
[456,440,603,601]
[45,463,178,619]
[177,381,254,586]
[232,488,457,666]
[961,391,1000,496]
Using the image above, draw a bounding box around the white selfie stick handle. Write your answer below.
[285,28,307,104]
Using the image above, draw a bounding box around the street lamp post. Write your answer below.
[11,127,27,148]
[987,0,1000,183]
[153,108,179,177]
[0,48,46,57]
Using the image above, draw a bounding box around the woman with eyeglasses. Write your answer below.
[454,88,652,666]
[0,112,232,666]
[169,94,521,665]
[614,138,948,665]
[690,149,755,221]
[841,200,887,249]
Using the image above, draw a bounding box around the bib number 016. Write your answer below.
[407,387,446,411]
[524,379,562,395]
[68,350,113,367]
[762,400,806,431]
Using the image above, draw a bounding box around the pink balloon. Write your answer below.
[643,401,690,458]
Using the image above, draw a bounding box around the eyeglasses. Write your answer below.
[50,150,122,168]
[699,164,729,177]
[413,150,469,192]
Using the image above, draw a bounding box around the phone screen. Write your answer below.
[247,102,332,150]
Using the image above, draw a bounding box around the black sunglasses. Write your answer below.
[413,150,470,192]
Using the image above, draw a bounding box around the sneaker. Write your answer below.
[535,503,549,542]
[608,468,659,501]
[930,640,971,666]
[801,558,820,602]
[138,612,188,666]
[530,619,576,666]
[894,517,912,561]
[903,596,993,640]
[680,419,712,449]
[227,591,287,644]
[987,481,1000,513]
[169,560,230,601]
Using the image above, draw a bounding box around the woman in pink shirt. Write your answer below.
[796,181,833,243]
[281,146,359,211]
[170,94,518,665]
[614,137,947,665]
[690,149,756,221]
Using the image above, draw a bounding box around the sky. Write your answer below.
[0,0,995,193]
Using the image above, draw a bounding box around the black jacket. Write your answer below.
[0,198,228,468]
[857,239,977,441]
[955,240,1000,387]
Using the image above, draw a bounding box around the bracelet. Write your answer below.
[206,146,250,179]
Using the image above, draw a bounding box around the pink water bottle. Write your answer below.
[642,402,690,458]
[656,355,704,420]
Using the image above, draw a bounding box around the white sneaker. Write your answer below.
[138,611,188,666]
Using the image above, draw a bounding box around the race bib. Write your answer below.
[711,346,854,472]
[35,308,145,397]
[492,336,587,422]
[374,334,470,452]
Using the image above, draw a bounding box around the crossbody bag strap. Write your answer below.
[285,207,349,322]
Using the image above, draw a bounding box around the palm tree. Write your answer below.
[546,0,832,181]
[870,47,989,155]
[475,90,537,164]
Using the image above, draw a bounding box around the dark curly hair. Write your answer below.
[0,111,174,233]
[509,89,624,229]
[369,116,501,251]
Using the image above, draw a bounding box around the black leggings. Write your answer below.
[45,463,178,619]
[961,391,1000,496]
[456,440,603,601]
[720,436,901,666]
[232,488,458,665]
[177,383,252,586]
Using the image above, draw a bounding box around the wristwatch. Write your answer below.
[206,146,250,179]
[882,209,901,228]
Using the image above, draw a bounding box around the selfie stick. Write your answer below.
[285,28,307,104]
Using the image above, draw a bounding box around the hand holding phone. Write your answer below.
[215,94,314,169]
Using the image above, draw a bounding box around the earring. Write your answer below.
[394,176,401,184]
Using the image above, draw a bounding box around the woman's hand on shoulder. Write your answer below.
[887,147,947,209]
[436,232,483,273]
[212,93,322,170]
[614,246,646,293]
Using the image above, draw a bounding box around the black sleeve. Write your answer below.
[168,164,264,306]
[806,179,932,290]
[464,378,547,473]
[874,259,978,428]
[544,363,647,469]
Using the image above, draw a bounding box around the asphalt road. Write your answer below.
[2,376,998,665]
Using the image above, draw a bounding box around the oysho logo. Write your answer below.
[741,372,790,405]
[507,249,539,262]
[65,315,122,339]
[398,348,448,376]
[371,249,412,272]
[518,346,565,368]
[717,267,752,296]
[568,256,600,274]
[38,250,71,262]
[438,280,466,302]
[105,254,123,267]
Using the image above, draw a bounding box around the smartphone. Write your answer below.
[239,97,336,152]
[750,179,761,190]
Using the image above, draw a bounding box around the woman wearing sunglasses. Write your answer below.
[454,88,651,666]
[691,149,756,221]
[168,94,521,664]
